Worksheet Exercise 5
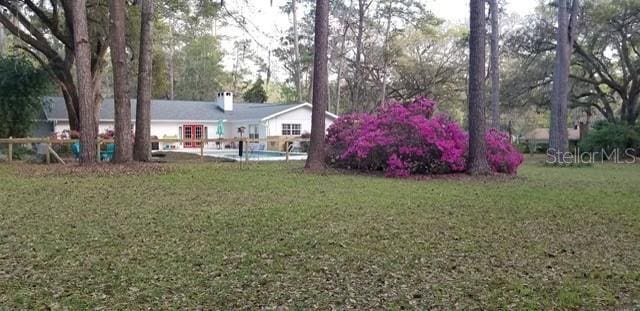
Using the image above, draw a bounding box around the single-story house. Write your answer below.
[523,127,583,153]
[524,127,582,143]
[519,127,582,154]
[39,92,337,150]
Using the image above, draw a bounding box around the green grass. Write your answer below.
[0,160,639,309]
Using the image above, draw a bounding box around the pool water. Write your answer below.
[204,150,307,161]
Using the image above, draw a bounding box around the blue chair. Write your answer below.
[71,143,81,161]
[101,144,115,162]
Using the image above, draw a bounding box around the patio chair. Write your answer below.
[71,142,81,161]
[101,143,115,162]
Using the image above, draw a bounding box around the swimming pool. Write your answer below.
[203,150,307,161]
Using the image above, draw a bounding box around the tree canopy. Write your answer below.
[0,56,50,137]
[505,0,640,125]
[243,78,268,103]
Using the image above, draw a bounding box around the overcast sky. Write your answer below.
[219,0,539,82]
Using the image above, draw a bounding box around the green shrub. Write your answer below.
[53,143,72,157]
[517,142,530,154]
[11,145,35,160]
[0,56,51,138]
[537,143,549,153]
[0,144,37,161]
[579,121,640,156]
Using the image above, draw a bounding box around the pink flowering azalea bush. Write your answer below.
[326,97,524,177]
[485,128,524,174]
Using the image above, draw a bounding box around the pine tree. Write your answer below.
[134,0,154,162]
[305,0,329,171]
[72,0,97,163]
[467,0,491,175]
[243,78,268,103]
[110,0,133,163]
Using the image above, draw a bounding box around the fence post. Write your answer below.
[244,138,249,162]
[200,137,205,160]
[45,137,51,164]
[96,138,101,162]
[8,136,12,163]
[285,139,290,162]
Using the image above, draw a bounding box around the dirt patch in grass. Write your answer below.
[12,162,173,177]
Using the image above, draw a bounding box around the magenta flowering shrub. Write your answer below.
[326,113,374,168]
[327,97,468,177]
[326,97,524,177]
[485,128,524,174]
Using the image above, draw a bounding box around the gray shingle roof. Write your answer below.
[42,97,299,122]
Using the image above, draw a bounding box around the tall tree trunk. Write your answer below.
[627,96,639,125]
[72,0,96,163]
[489,0,500,129]
[61,81,80,131]
[620,95,639,125]
[93,63,105,137]
[169,23,175,100]
[335,17,349,115]
[0,25,5,55]
[379,0,392,106]
[110,0,132,163]
[134,0,153,162]
[292,0,303,104]
[305,0,329,171]
[308,65,314,102]
[333,0,353,114]
[266,49,272,89]
[351,0,366,112]
[549,0,574,155]
[467,0,490,175]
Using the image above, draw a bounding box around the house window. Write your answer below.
[282,123,301,136]
[249,124,260,140]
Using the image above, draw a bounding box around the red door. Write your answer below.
[183,125,204,148]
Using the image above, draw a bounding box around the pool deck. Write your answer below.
[157,149,308,161]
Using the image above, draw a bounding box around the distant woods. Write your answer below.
[276,0,460,113]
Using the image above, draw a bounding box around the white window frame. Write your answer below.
[248,124,260,139]
[282,123,302,136]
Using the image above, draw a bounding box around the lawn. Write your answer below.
[0,159,639,309]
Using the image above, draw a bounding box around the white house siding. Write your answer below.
[54,121,115,134]
[53,120,217,150]
[225,121,267,139]
[54,121,181,138]
[264,105,334,137]
[156,121,220,149]
[46,105,335,151]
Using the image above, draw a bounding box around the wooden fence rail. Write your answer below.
[0,136,312,164]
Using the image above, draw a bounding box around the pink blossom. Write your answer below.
[325,98,524,177]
